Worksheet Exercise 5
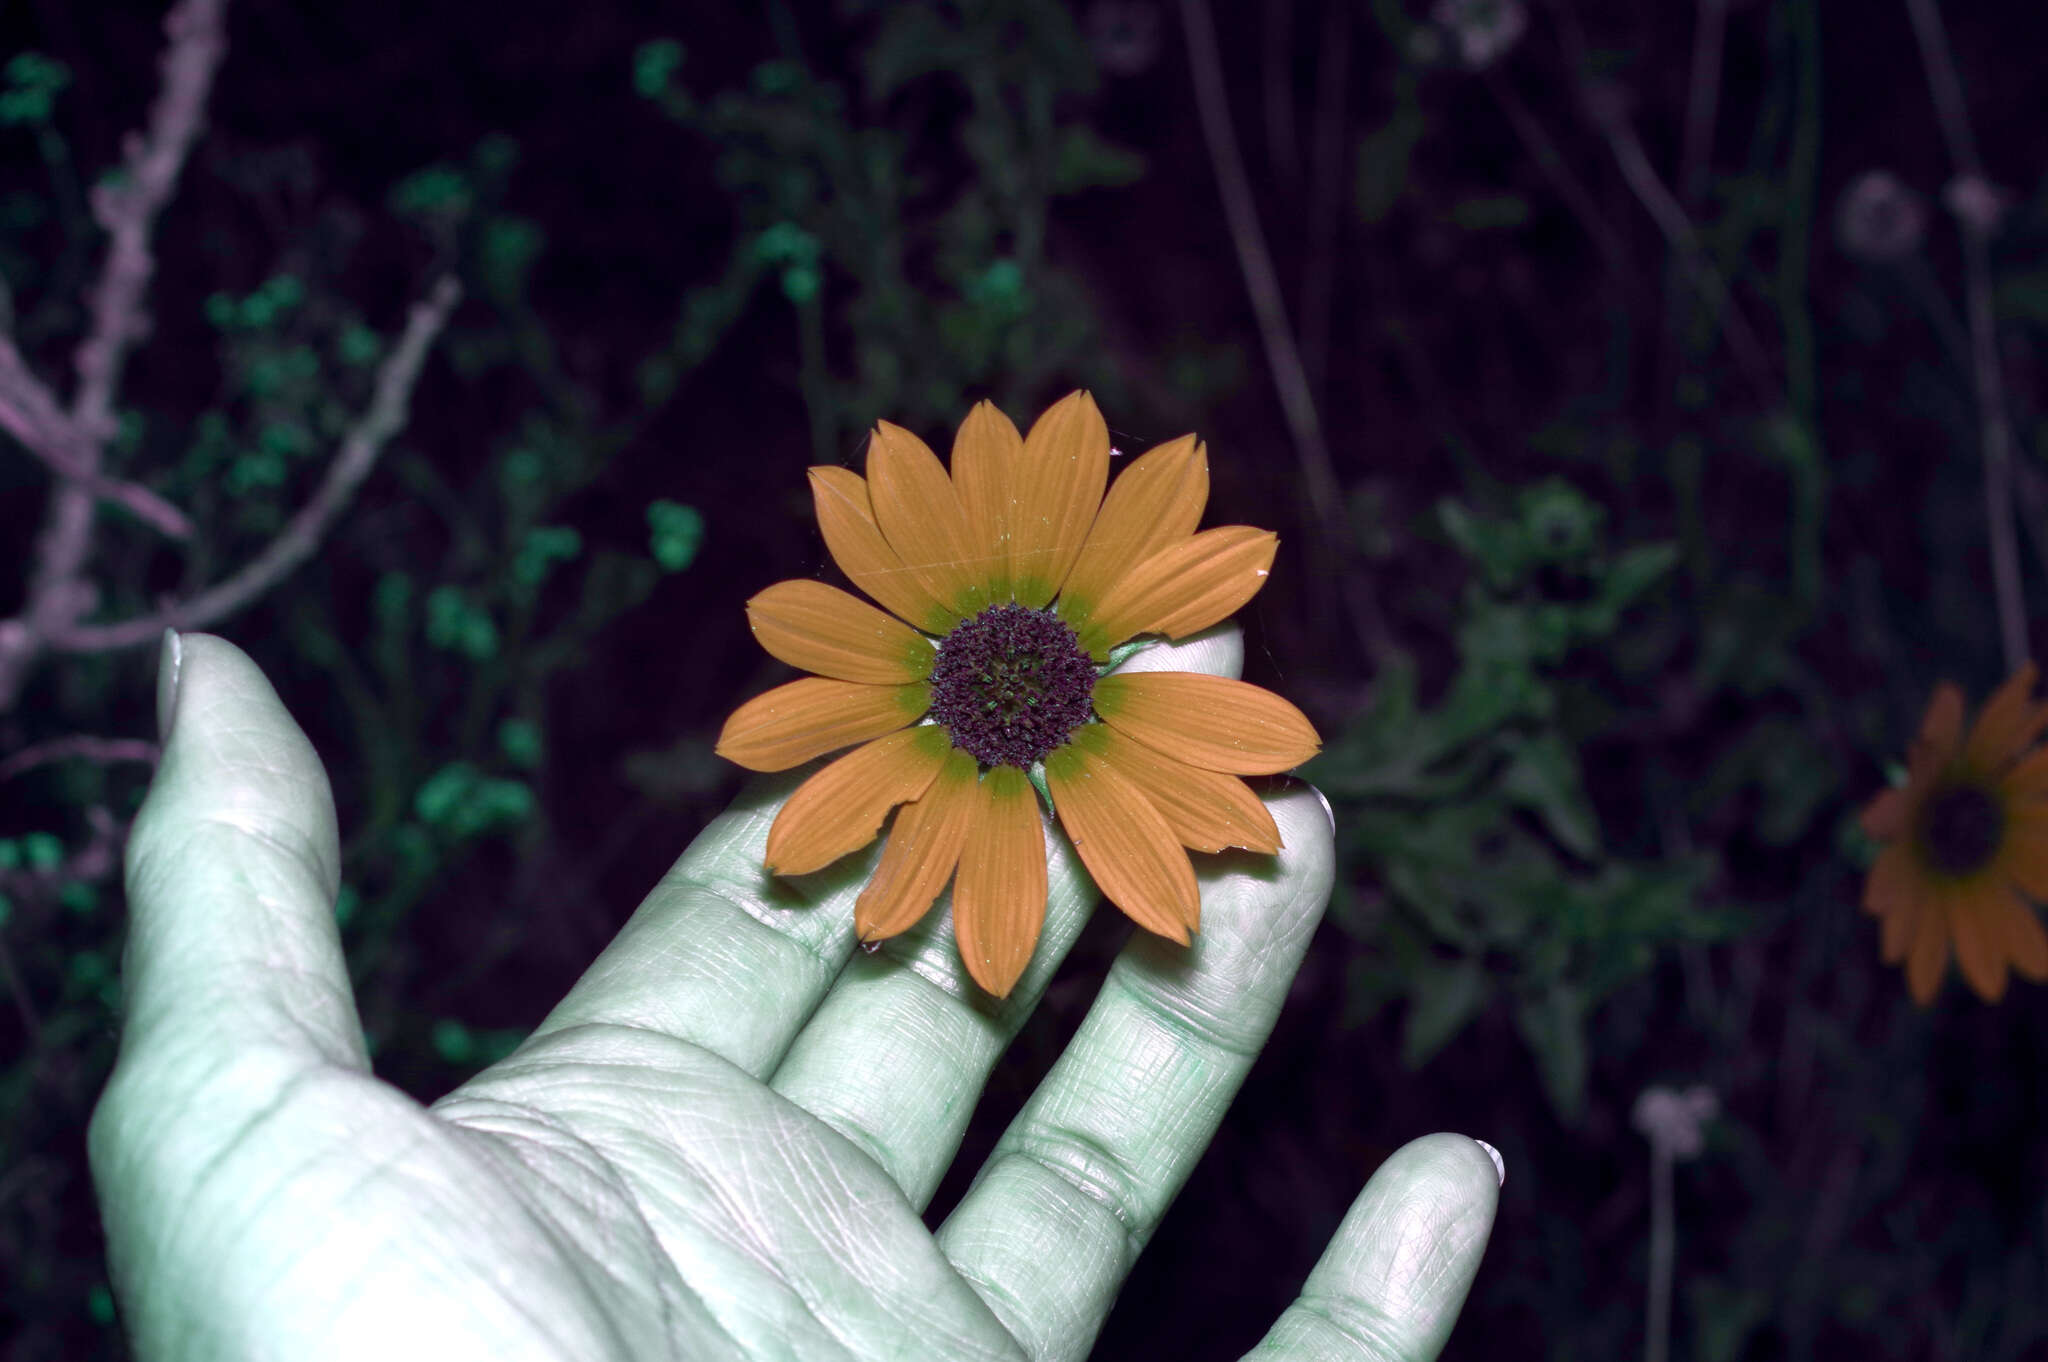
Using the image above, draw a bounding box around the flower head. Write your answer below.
[1859,663,2048,1004]
[716,391,1321,996]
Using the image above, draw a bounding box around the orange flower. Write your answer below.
[716,391,1320,996]
[1859,662,2048,1004]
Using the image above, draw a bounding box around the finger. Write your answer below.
[765,624,1247,1206]
[90,631,370,1314]
[934,783,1336,1362]
[103,630,362,1070]
[1241,1134,1502,1362]
[525,764,878,1078]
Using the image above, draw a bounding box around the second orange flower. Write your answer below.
[716,391,1321,997]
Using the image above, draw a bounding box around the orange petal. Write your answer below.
[950,400,1024,605]
[1864,841,1913,916]
[855,748,978,941]
[1949,879,2011,1002]
[1045,742,1198,942]
[1076,526,1278,656]
[715,677,930,773]
[1865,846,1924,965]
[2002,744,2048,797]
[1907,682,1966,785]
[747,580,937,684]
[1072,723,1281,854]
[1906,887,1950,1006]
[1092,671,1322,775]
[1056,435,1207,626]
[1999,897,2048,982]
[1011,391,1110,608]
[867,421,987,617]
[2002,809,2048,900]
[809,466,961,635]
[1859,786,1911,842]
[765,726,953,875]
[952,765,1049,997]
[1964,661,2048,773]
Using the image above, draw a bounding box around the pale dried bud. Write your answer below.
[1633,1084,1718,1161]
[1944,173,2008,237]
[1836,170,1925,264]
[1433,0,1526,69]
[1085,1,1162,77]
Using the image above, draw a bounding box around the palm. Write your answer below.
[91,632,1499,1361]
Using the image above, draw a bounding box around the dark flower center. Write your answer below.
[1918,782,2003,876]
[929,604,1095,768]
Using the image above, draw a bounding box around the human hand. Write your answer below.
[90,627,1499,1361]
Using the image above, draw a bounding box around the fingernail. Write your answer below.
[156,629,183,742]
[1474,1138,1505,1187]
[1312,783,1335,837]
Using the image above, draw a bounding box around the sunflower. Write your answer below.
[1860,662,2048,1004]
[715,391,1321,997]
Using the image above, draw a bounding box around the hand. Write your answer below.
[90,628,1499,1361]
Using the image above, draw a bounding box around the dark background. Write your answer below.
[4,0,2048,1358]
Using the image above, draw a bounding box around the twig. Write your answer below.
[1259,0,1299,192]
[1678,0,1727,204]
[0,734,159,783]
[0,0,228,711]
[1298,0,1349,399]
[1481,68,1632,285]
[1584,84,1778,405]
[0,336,191,536]
[56,276,463,652]
[1903,0,2026,670]
[71,0,229,443]
[1177,0,1394,665]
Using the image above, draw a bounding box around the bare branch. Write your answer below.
[1176,0,1395,667]
[0,0,228,711]
[57,276,463,652]
[1903,0,2025,669]
[0,735,159,783]
[71,0,230,442]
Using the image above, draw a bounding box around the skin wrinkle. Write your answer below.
[436,1115,698,1360]
[995,1124,1152,1255]
[143,1072,610,1359]
[1276,1293,1410,1360]
[475,1027,1001,1362]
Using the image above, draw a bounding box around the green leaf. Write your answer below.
[432,1018,475,1064]
[22,831,62,871]
[498,718,543,769]
[1401,956,1490,1068]
[1051,127,1145,193]
[633,39,685,98]
[1598,542,1679,614]
[425,586,499,660]
[1499,731,1600,859]
[1514,984,1589,1122]
[647,500,705,572]
[1355,104,1423,224]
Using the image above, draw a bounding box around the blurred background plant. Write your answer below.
[5,0,2048,1359]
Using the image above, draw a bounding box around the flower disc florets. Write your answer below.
[929,604,1096,768]
[1919,782,2002,876]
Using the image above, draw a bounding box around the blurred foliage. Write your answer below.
[1312,481,1730,1121]
[632,0,1140,453]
